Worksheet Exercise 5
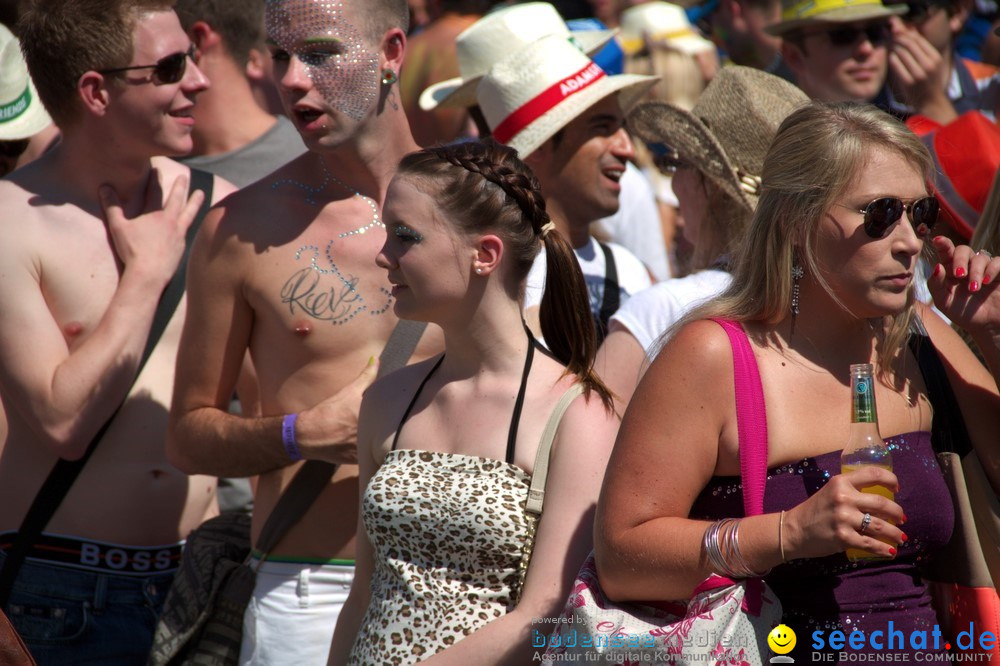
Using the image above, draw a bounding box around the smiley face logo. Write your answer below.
[768,624,797,655]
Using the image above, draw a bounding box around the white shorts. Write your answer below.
[239,557,354,665]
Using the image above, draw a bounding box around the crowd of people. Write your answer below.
[0,0,997,665]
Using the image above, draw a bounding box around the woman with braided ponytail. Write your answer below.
[329,138,620,665]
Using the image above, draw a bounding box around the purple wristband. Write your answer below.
[281,413,303,462]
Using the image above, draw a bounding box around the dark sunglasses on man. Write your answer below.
[98,45,197,85]
[838,196,940,239]
[801,21,891,47]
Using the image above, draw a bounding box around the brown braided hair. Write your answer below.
[397,138,613,410]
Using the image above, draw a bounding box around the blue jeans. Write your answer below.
[0,553,174,665]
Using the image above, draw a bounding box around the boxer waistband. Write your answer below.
[0,531,183,576]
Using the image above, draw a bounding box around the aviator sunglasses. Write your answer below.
[839,196,939,239]
[803,22,890,47]
[98,45,197,85]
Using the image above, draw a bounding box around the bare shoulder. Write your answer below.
[151,157,235,204]
[642,318,734,389]
[360,355,443,458]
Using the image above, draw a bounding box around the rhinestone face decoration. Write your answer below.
[265,0,379,121]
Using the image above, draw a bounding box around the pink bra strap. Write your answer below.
[709,318,769,517]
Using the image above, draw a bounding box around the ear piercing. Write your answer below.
[381,69,397,85]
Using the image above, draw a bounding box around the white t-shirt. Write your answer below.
[610,268,732,358]
[594,162,671,281]
[525,237,652,322]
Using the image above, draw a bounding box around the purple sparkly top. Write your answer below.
[690,431,953,662]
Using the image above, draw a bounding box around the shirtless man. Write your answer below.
[166,0,437,663]
[0,1,234,663]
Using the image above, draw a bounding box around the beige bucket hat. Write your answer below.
[419,2,617,111]
[628,65,809,212]
[478,34,658,159]
[0,24,52,141]
[619,1,716,56]
[764,0,906,37]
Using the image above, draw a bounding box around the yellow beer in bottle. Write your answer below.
[841,363,894,561]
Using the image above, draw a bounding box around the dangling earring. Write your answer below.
[791,261,804,337]
[381,69,397,86]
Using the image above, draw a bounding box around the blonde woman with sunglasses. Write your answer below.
[596,102,1000,662]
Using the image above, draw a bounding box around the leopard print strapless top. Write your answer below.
[349,449,532,665]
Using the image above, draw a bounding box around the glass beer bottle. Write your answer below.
[840,363,894,562]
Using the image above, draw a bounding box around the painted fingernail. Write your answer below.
[902,514,908,524]
[970,281,980,292]
[984,274,992,285]
[955,267,966,278]
[889,547,898,557]
[900,532,908,543]
[932,264,943,278]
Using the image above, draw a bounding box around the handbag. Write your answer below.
[909,318,1000,656]
[147,319,428,666]
[0,169,214,612]
[543,318,782,664]
[0,606,34,666]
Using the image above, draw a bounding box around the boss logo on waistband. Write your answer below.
[79,543,175,573]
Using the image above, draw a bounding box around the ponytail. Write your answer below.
[540,230,615,412]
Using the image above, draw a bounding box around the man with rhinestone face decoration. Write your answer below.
[167,0,440,662]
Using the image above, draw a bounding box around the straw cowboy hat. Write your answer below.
[619,1,716,56]
[0,23,52,141]
[628,65,809,212]
[419,2,617,111]
[477,34,658,159]
[918,112,1000,240]
[764,0,906,36]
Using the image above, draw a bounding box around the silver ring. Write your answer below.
[977,250,993,259]
[859,512,872,535]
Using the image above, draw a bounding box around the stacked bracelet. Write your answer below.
[778,510,787,563]
[703,518,772,579]
[281,413,303,462]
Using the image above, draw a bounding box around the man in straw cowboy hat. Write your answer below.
[594,65,810,411]
[0,1,236,662]
[476,32,660,341]
[766,0,906,104]
[166,0,441,662]
[0,23,57,177]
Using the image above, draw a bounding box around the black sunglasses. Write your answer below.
[805,22,890,47]
[646,141,691,174]
[840,196,939,239]
[99,45,196,85]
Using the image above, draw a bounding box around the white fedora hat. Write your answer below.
[418,2,617,112]
[0,24,52,141]
[478,34,658,158]
[619,2,716,56]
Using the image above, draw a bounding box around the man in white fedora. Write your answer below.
[477,33,660,341]
[0,23,57,176]
[0,1,234,662]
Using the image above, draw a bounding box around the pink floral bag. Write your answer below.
[541,319,782,665]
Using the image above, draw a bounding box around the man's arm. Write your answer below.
[0,176,202,460]
[166,205,371,477]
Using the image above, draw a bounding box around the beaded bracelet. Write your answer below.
[282,413,303,462]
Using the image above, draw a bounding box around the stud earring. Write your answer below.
[791,261,804,337]
[475,267,483,275]
[381,69,397,85]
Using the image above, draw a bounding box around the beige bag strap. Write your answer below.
[526,383,585,516]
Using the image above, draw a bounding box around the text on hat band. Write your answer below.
[0,85,31,124]
[492,62,607,145]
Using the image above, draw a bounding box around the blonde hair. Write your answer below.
[673,102,933,377]
[971,170,1000,254]
[626,45,707,111]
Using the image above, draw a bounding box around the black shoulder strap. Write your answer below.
[596,241,619,344]
[0,169,214,609]
[908,316,973,457]
[255,319,428,554]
